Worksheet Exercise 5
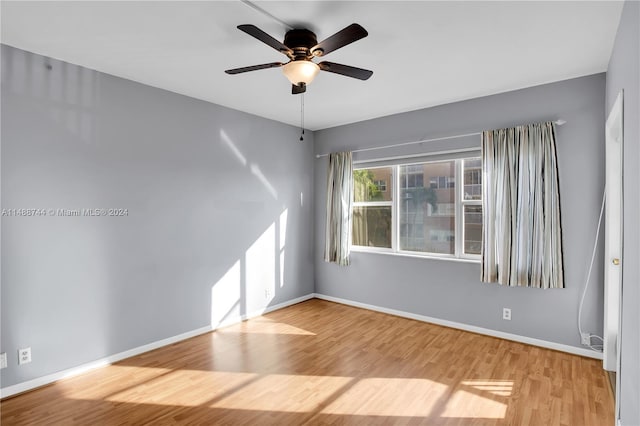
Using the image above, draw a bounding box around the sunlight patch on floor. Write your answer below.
[60,365,173,400]
[102,370,259,407]
[221,317,316,336]
[211,374,352,412]
[461,380,514,397]
[441,388,508,418]
[63,367,511,420]
[321,378,448,416]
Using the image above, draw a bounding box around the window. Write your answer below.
[462,159,483,254]
[352,156,482,259]
[400,161,455,254]
[353,167,393,248]
[373,179,387,192]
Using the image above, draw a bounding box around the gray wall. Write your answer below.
[314,74,606,351]
[1,45,314,388]
[606,1,640,424]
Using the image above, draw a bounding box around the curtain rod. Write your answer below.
[315,119,567,159]
[354,147,481,165]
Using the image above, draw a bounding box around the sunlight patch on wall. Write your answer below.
[219,128,277,198]
[220,129,247,166]
[321,378,447,416]
[246,223,275,306]
[250,163,278,199]
[211,260,241,328]
[279,208,288,288]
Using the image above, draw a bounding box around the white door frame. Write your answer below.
[604,90,623,421]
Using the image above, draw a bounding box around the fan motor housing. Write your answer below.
[284,29,318,58]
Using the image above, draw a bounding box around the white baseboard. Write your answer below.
[0,293,314,399]
[313,293,604,360]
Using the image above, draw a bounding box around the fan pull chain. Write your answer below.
[300,94,305,141]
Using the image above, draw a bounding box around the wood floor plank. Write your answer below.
[0,299,615,425]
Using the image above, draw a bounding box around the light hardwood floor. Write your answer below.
[1,299,614,425]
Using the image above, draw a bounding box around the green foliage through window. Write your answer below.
[354,169,384,202]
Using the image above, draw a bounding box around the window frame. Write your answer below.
[351,156,482,261]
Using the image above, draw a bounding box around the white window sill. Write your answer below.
[350,246,481,264]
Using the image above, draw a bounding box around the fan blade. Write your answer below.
[318,62,373,80]
[238,24,293,56]
[311,23,368,56]
[292,83,306,95]
[225,62,284,75]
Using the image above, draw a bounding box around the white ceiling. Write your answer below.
[1,1,624,131]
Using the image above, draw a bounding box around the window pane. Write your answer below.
[430,203,454,217]
[352,206,392,248]
[463,158,482,200]
[399,161,455,254]
[373,180,387,192]
[464,205,483,255]
[354,168,392,202]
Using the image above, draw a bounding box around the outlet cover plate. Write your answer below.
[502,308,512,321]
[0,352,7,369]
[581,332,591,345]
[18,347,31,365]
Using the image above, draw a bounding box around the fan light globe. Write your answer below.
[282,60,320,85]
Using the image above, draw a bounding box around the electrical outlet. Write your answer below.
[264,289,272,299]
[18,347,31,365]
[0,352,7,369]
[502,308,512,321]
[581,332,591,345]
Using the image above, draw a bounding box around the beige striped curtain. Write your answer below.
[324,152,353,266]
[481,122,564,288]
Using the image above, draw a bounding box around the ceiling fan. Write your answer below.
[225,23,373,94]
